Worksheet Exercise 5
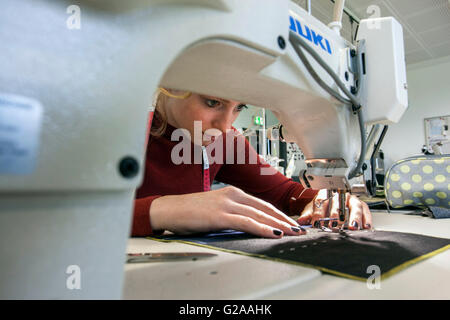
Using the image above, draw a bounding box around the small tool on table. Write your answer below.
[126,252,217,263]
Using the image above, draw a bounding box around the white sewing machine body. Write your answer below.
[0,0,407,298]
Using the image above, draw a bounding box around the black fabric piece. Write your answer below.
[429,206,450,219]
[156,229,450,280]
[367,200,450,219]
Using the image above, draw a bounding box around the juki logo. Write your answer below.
[289,16,332,55]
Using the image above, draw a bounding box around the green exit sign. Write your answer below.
[253,116,264,126]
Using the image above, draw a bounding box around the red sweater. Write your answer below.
[131,115,318,236]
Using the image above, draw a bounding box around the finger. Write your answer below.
[297,201,314,226]
[232,189,300,227]
[310,198,331,229]
[347,195,364,230]
[328,194,341,229]
[361,201,373,229]
[230,202,306,236]
[224,213,285,239]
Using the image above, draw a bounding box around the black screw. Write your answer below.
[308,175,314,181]
[351,86,357,94]
[119,156,139,179]
[277,36,286,49]
[352,104,361,113]
[350,49,356,57]
[362,163,368,171]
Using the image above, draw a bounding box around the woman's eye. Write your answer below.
[236,104,248,112]
[205,99,220,108]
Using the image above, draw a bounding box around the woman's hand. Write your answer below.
[150,186,305,238]
[297,189,372,230]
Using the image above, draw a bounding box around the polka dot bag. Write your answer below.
[385,155,449,209]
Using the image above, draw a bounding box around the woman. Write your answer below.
[131,88,372,238]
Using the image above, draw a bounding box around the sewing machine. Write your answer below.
[0,0,407,298]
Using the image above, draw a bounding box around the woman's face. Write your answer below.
[163,90,248,146]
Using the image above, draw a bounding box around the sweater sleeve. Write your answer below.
[131,196,165,237]
[214,134,318,216]
[130,111,166,237]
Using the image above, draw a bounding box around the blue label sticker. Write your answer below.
[0,94,43,175]
[290,15,332,55]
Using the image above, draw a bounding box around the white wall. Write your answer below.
[381,56,450,170]
[233,105,261,130]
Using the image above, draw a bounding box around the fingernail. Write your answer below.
[291,226,301,233]
[332,221,338,228]
[352,221,359,229]
[300,227,306,232]
[365,224,371,229]
[273,229,282,236]
[314,221,320,228]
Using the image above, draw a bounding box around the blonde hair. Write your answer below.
[150,88,192,137]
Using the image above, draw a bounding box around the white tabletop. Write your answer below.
[123,211,450,299]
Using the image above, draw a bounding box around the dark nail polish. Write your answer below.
[291,226,301,233]
[365,224,371,229]
[300,227,306,232]
[273,229,282,236]
[332,221,338,228]
[314,221,320,228]
[352,221,359,229]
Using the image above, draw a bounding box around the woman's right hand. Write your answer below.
[149,186,305,238]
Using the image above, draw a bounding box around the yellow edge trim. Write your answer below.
[380,244,450,280]
[147,238,450,283]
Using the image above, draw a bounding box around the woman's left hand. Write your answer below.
[297,189,372,230]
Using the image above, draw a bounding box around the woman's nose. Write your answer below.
[212,110,235,133]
